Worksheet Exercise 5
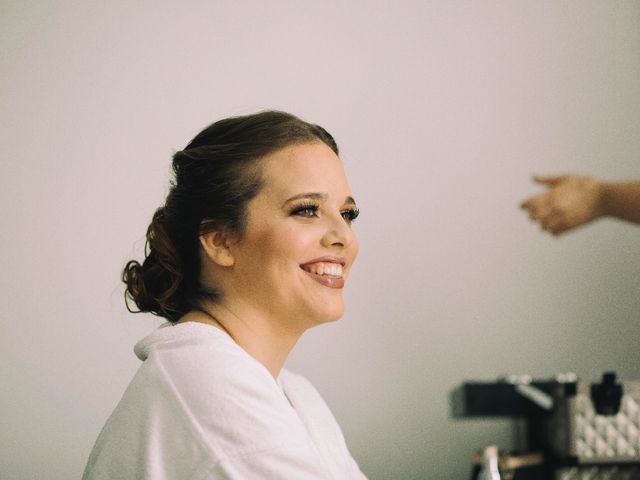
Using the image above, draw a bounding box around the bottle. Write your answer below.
[477,445,501,480]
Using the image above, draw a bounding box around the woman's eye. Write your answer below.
[341,207,360,223]
[291,205,319,217]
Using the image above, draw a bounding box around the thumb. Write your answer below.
[532,175,568,187]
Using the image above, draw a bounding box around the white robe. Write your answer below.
[83,322,367,479]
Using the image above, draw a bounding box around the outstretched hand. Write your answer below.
[521,175,606,236]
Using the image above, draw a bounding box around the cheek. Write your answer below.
[350,234,360,262]
[272,226,316,262]
[248,224,316,268]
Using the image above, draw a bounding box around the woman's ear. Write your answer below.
[199,226,236,267]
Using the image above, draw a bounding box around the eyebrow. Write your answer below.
[282,192,357,207]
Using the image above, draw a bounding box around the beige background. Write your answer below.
[2,1,639,479]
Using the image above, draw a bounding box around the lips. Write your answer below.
[300,257,346,289]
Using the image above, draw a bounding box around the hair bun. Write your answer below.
[122,207,184,321]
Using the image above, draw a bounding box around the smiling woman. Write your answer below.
[82,111,367,480]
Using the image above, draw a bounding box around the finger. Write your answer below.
[521,193,550,211]
[533,175,568,187]
[520,198,532,210]
[542,217,568,236]
[550,224,568,236]
[528,206,552,221]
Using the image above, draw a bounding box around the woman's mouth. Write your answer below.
[300,261,345,289]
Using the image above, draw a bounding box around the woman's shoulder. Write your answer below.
[135,321,283,399]
[84,324,324,479]
[134,321,239,361]
[125,322,312,453]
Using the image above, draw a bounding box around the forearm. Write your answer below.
[600,181,640,224]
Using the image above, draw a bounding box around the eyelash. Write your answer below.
[290,203,360,223]
[342,207,360,223]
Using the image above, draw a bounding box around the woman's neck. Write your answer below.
[177,305,303,379]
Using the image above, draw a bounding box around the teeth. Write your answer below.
[303,262,343,278]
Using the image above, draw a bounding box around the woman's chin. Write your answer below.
[314,305,345,326]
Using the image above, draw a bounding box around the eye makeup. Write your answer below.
[340,207,360,223]
[284,192,359,224]
[288,202,359,224]
[290,202,320,218]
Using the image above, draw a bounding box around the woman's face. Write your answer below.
[226,141,359,331]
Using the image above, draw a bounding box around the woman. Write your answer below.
[83,111,367,479]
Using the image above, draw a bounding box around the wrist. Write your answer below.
[595,180,612,218]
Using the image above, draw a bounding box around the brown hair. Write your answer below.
[122,110,339,322]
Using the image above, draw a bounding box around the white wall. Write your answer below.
[2,1,639,478]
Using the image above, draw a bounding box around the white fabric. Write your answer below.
[83,322,366,479]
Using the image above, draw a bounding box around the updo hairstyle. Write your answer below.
[122,110,339,322]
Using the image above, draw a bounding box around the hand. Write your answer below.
[521,175,606,235]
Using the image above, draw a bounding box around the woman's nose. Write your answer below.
[320,214,355,249]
